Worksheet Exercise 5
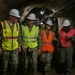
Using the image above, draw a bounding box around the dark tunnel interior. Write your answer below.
[0,0,75,75]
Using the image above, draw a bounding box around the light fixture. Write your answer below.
[40,10,45,15]
[40,0,54,15]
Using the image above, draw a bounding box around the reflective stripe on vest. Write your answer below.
[3,21,6,29]
[22,25,39,48]
[16,23,19,31]
[1,20,19,51]
[43,42,52,44]
[41,30,54,52]
[23,36,37,42]
[3,36,18,39]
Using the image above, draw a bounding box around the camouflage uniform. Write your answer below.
[24,47,38,75]
[21,25,39,75]
[2,49,18,75]
[40,52,53,71]
[0,22,20,75]
[38,30,54,75]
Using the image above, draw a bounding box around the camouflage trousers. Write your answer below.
[24,47,38,75]
[40,52,53,71]
[2,49,18,75]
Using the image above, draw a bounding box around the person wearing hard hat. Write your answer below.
[35,18,45,31]
[39,21,45,30]
[38,19,57,75]
[59,19,75,75]
[21,13,39,75]
[0,9,21,75]
[35,18,41,26]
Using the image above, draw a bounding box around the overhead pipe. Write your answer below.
[49,2,75,17]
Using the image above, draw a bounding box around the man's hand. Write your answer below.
[53,38,58,41]
[38,49,41,55]
[0,48,2,55]
[22,46,27,52]
[18,47,21,52]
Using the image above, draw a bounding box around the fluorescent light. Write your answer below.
[40,10,45,15]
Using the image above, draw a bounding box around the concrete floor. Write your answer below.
[37,60,75,75]
[17,55,75,75]
[0,53,75,75]
[17,62,75,75]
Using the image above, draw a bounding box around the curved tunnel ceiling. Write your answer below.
[0,0,75,21]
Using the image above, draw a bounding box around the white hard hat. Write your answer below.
[27,13,36,20]
[9,9,20,18]
[46,20,53,26]
[62,19,70,26]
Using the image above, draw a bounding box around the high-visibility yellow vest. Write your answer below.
[22,25,39,48]
[1,20,20,51]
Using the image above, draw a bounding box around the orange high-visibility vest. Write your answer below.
[59,29,75,47]
[41,30,54,52]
